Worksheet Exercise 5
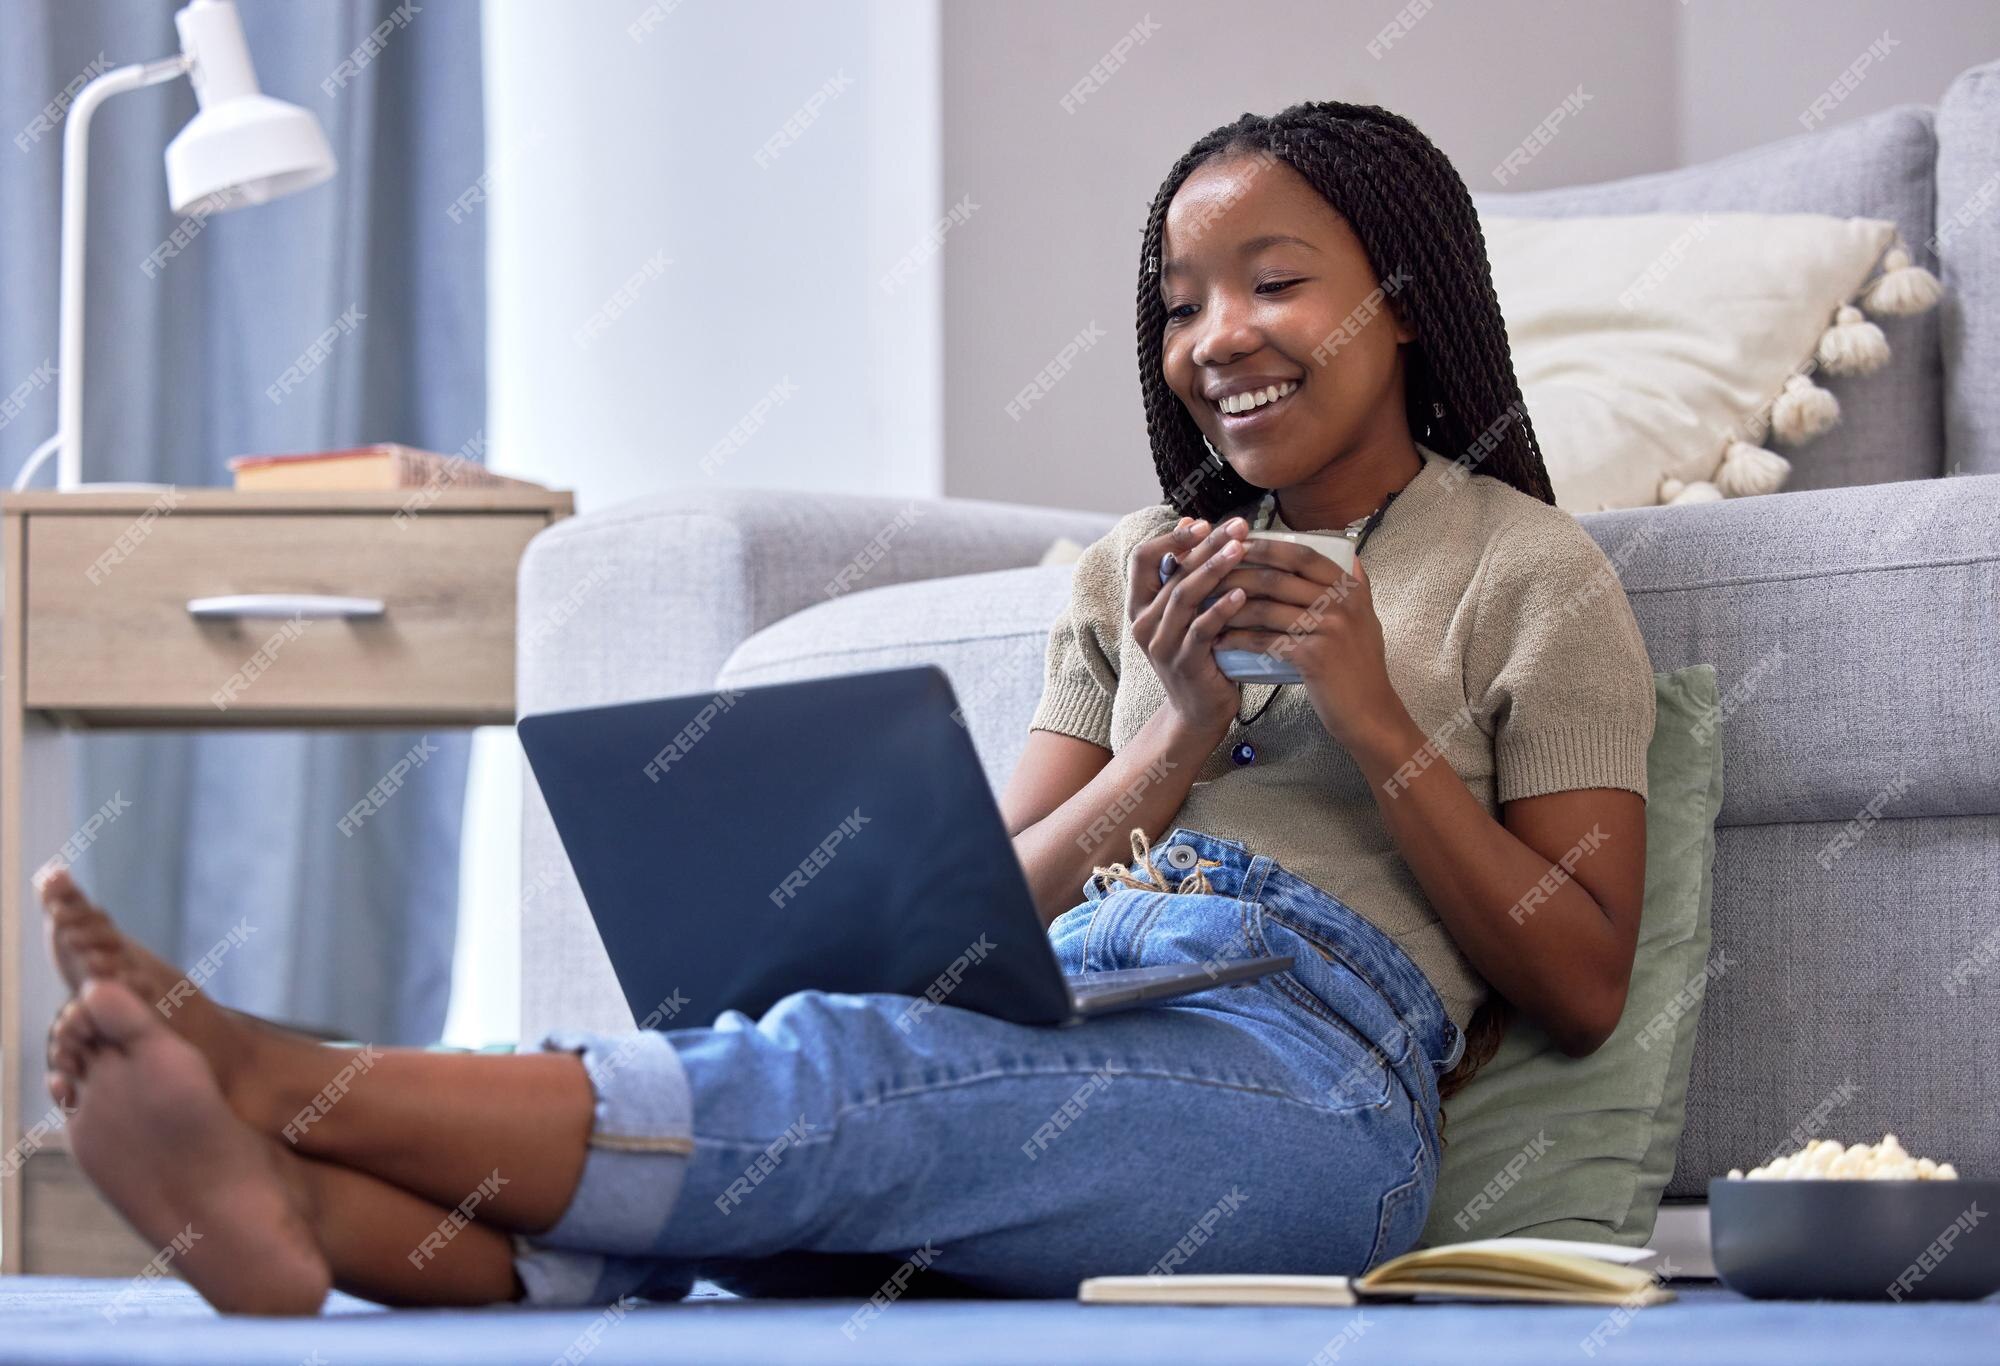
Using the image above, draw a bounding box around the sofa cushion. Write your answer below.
[1417,665,1725,1249]
[1597,474,2000,828]
[1475,101,1943,490]
[716,562,1077,799]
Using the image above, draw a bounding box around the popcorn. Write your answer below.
[1724,1133,1959,1181]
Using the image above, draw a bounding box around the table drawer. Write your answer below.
[24,512,546,719]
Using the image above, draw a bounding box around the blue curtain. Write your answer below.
[0,1,485,1043]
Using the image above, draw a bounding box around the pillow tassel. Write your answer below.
[1861,244,1943,316]
[1659,476,1723,505]
[1714,439,1791,497]
[1769,373,1840,444]
[1814,303,1889,376]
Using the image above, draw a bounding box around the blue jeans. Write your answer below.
[510,826,1466,1306]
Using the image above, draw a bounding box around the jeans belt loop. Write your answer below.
[1238,852,1274,906]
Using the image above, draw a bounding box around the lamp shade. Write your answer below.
[164,92,335,214]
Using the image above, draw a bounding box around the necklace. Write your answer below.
[1226,483,1403,767]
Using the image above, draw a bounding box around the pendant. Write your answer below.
[1230,741,1256,766]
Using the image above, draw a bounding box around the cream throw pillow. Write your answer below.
[1480,212,1942,512]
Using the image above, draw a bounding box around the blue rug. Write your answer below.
[0,1277,1992,1364]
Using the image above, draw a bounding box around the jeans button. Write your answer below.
[1163,844,1197,871]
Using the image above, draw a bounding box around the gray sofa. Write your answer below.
[517,61,2000,1265]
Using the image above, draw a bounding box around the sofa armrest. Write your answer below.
[517,487,1116,713]
[516,486,1116,1037]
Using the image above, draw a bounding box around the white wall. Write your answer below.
[482,0,941,511]
[449,0,941,1045]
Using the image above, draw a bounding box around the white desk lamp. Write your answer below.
[13,0,336,492]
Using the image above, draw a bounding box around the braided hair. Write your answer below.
[1137,102,1550,1122]
[1137,100,1554,524]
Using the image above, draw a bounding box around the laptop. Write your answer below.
[517,664,1291,1028]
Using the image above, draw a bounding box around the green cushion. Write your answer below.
[1418,664,1725,1248]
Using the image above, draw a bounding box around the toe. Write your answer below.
[48,886,110,936]
[51,1040,86,1085]
[59,924,119,966]
[36,865,89,916]
[77,978,157,1048]
[47,1071,75,1112]
[61,917,117,946]
[54,998,95,1053]
[50,1001,95,1080]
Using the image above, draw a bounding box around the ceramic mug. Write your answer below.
[1200,530,1357,683]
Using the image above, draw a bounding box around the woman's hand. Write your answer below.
[1126,514,1252,740]
[1212,540,1409,758]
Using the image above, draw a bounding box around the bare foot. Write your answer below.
[50,977,332,1316]
[38,866,295,1132]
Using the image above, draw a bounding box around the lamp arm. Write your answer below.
[8,435,62,494]
[46,55,192,491]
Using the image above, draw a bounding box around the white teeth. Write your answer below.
[1219,380,1297,415]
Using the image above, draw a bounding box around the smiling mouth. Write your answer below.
[1211,379,1301,430]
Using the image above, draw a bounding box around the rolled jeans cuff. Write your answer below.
[509,1026,697,1306]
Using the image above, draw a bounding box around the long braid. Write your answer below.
[1138,102,1543,1130]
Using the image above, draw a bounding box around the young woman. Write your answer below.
[38,99,1652,1316]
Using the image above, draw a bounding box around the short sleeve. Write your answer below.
[1027,514,1149,750]
[1466,513,1656,804]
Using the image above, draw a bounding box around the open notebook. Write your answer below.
[1078,1238,1675,1308]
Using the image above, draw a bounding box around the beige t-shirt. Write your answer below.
[1028,443,1656,1031]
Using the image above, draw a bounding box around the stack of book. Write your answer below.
[227,444,546,493]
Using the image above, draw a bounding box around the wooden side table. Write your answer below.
[0,486,572,1274]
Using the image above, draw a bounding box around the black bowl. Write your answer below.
[1709,1176,2000,1301]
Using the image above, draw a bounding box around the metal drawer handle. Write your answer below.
[186,594,385,620]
